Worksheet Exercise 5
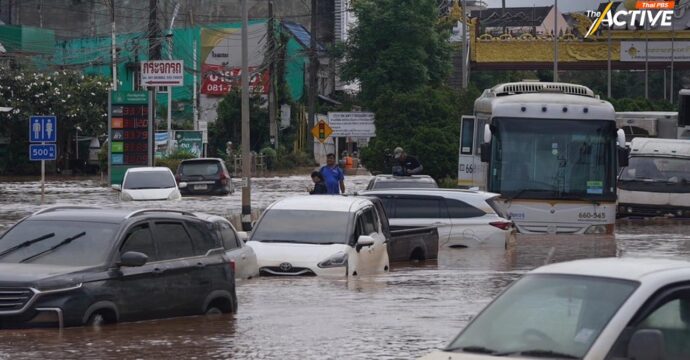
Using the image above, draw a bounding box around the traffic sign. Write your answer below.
[29,144,57,161]
[29,115,57,143]
[311,120,333,144]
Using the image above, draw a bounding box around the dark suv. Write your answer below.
[0,206,237,329]
[176,158,234,196]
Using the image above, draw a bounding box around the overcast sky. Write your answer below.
[483,0,603,12]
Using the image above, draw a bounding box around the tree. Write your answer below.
[342,0,451,104]
[208,90,269,157]
[0,69,110,175]
[344,0,463,180]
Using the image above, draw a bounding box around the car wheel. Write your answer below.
[205,307,223,316]
[85,313,106,328]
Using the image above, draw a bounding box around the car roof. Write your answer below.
[180,158,224,163]
[27,207,204,224]
[374,175,436,182]
[125,167,173,173]
[359,188,499,200]
[532,257,690,281]
[268,195,373,212]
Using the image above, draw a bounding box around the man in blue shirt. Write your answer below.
[320,153,345,194]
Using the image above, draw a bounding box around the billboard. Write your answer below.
[200,24,268,96]
[140,60,184,87]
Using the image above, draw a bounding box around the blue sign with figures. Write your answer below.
[29,115,57,143]
[29,144,57,161]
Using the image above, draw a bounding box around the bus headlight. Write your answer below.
[585,225,608,234]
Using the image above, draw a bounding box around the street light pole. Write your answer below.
[241,0,252,231]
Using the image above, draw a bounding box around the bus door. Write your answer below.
[458,115,486,189]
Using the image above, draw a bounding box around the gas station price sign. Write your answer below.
[109,91,152,185]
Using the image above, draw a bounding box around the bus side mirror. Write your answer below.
[618,147,630,167]
[483,124,492,143]
[480,143,491,163]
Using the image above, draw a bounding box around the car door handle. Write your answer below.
[196,262,206,268]
[153,267,165,274]
[241,255,247,260]
[432,222,444,225]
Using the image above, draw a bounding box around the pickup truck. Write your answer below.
[362,196,439,262]
[421,257,690,360]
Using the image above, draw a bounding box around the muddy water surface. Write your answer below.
[0,177,689,359]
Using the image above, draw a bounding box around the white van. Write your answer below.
[618,138,690,218]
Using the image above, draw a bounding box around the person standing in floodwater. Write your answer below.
[308,171,328,194]
[320,153,345,194]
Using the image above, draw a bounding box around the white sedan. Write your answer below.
[247,196,390,277]
[112,167,181,201]
[421,257,690,360]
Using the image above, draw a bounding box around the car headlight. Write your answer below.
[168,190,181,200]
[121,191,133,201]
[585,224,608,234]
[317,251,348,268]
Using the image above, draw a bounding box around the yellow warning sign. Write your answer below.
[311,119,333,144]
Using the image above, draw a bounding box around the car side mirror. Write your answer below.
[119,251,148,267]
[111,184,122,191]
[237,231,248,243]
[627,329,665,360]
[357,235,375,247]
[178,182,188,189]
[480,143,491,163]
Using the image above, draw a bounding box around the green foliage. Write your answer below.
[208,90,269,157]
[342,0,451,105]
[606,97,675,112]
[0,68,110,175]
[272,147,317,170]
[154,149,197,173]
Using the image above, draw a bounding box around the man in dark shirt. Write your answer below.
[393,147,423,176]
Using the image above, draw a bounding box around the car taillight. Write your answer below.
[219,172,229,185]
[490,221,513,231]
[228,259,236,272]
[175,174,181,182]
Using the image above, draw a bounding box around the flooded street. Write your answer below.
[1,176,690,359]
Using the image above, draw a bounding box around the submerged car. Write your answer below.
[0,206,237,328]
[365,174,438,190]
[112,167,181,201]
[176,158,234,196]
[421,257,690,360]
[247,196,390,277]
[360,189,514,249]
[194,213,259,280]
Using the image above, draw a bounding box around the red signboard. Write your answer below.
[201,65,269,96]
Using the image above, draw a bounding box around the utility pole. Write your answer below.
[553,0,558,82]
[111,0,117,90]
[308,0,318,154]
[607,22,611,98]
[268,1,278,148]
[645,23,649,100]
[461,0,468,89]
[149,0,161,60]
[671,29,675,104]
[241,0,252,231]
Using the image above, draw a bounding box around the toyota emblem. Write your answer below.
[279,262,293,271]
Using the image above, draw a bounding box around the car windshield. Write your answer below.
[0,220,119,266]
[489,118,617,201]
[447,274,638,358]
[374,181,438,189]
[180,161,222,176]
[251,210,351,244]
[124,171,176,189]
[620,157,690,183]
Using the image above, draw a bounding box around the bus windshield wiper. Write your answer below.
[505,189,553,201]
[19,232,86,263]
[0,233,55,259]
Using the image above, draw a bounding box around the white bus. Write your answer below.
[458,82,628,235]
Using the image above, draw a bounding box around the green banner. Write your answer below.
[175,131,202,157]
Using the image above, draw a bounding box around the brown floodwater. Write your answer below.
[1,177,689,359]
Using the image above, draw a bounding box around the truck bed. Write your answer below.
[388,226,439,262]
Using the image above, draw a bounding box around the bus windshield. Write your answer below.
[489,118,617,201]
